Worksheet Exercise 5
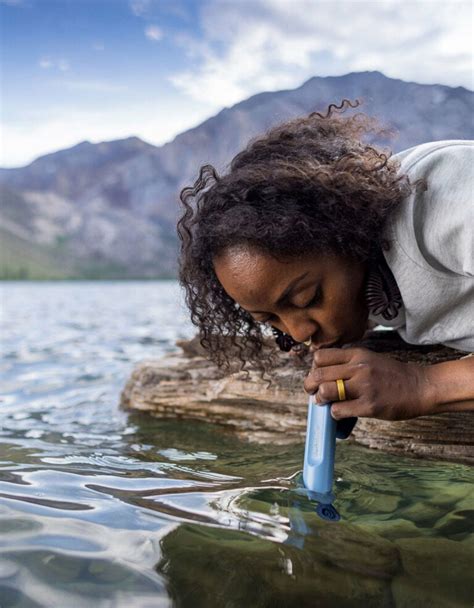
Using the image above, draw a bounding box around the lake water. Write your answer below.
[0,281,473,608]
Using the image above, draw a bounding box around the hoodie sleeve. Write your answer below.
[400,141,474,277]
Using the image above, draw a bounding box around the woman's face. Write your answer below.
[213,244,370,349]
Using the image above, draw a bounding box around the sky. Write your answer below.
[1,0,473,168]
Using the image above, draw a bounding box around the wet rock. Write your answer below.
[121,330,474,464]
[359,493,401,515]
[156,523,398,608]
[347,513,394,526]
[391,537,474,607]
[310,519,401,580]
[223,486,401,581]
[456,493,474,512]
[395,502,446,528]
[434,509,474,539]
[357,518,421,541]
[423,479,474,509]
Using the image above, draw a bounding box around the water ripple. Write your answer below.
[1,282,473,607]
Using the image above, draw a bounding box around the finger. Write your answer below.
[314,378,358,404]
[330,397,365,420]
[304,363,353,395]
[311,346,369,367]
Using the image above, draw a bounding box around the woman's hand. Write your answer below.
[303,346,433,421]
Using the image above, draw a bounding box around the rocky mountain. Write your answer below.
[1,70,473,279]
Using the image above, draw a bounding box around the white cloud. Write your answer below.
[145,24,163,41]
[38,57,53,69]
[38,57,70,71]
[4,0,472,169]
[0,99,213,168]
[129,0,189,20]
[170,0,474,107]
[129,0,151,17]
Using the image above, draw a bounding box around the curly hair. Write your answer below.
[177,99,418,375]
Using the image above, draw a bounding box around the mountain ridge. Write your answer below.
[1,70,473,279]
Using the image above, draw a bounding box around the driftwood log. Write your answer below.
[121,330,474,465]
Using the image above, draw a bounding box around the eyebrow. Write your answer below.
[247,272,310,314]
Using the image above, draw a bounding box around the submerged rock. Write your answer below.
[434,509,474,539]
[156,523,398,608]
[357,518,421,541]
[391,536,474,607]
[121,330,474,464]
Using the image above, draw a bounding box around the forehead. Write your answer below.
[213,245,314,310]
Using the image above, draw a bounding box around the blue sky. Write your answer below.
[1,0,473,167]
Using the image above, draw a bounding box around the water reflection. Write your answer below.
[0,282,473,607]
[156,521,398,608]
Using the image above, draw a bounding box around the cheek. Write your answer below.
[325,286,362,325]
[326,287,351,311]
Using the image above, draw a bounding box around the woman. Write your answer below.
[178,100,474,423]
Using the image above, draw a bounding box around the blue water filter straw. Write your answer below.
[303,394,357,521]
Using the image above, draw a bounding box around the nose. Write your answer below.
[279,310,319,344]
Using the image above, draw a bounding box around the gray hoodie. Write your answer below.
[368,140,474,352]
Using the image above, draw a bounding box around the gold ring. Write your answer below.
[336,379,346,401]
[303,339,312,346]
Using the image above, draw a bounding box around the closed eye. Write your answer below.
[256,285,322,324]
[300,285,322,309]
